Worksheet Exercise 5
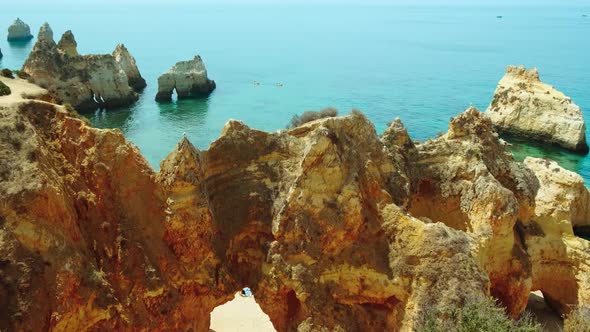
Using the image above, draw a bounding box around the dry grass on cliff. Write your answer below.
[564,306,590,332]
[416,296,542,332]
[1,68,14,79]
[287,107,338,128]
[63,103,91,125]
[0,81,11,96]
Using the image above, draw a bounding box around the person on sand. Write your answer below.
[240,287,253,297]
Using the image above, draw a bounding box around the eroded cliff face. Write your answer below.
[404,107,539,317]
[486,65,588,153]
[156,56,216,101]
[522,157,590,316]
[22,24,145,111]
[113,44,147,91]
[1,80,589,331]
[7,18,33,42]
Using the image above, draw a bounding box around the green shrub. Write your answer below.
[416,296,542,332]
[0,81,11,96]
[564,306,590,332]
[1,68,14,79]
[287,107,338,128]
[63,103,91,125]
[14,70,30,79]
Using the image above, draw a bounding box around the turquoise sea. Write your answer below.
[1,3,589,181]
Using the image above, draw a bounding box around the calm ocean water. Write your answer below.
[1,4,589,181]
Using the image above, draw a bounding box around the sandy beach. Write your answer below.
[210,293,276,332]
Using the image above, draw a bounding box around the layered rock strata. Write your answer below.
[403,107,539,317]
[56,30,78,57]
[486,65,588,153]
[22,24,145,110]
[113,44,146,91]
[522,157,590,316]
[1,80,589,331]
[7,18,33,42]
[156,56,216,101]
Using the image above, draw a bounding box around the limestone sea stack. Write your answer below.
[22,24,145,111]
[156,55,216,101]
[113,44,147,90]
[7,18,33,42]
[486,65,588,153]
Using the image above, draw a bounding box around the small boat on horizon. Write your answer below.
[497,15,503,19]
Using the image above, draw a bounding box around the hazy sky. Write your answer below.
[10,0,590,5]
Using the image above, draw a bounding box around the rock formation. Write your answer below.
[21,24,145,111]
[522,157,590,316]
[486,65,588,153]
[7,18,33,42]
[0,48,3,59]
[404,107,539,317]
[1,79,590,331]
[113,44,146,91]
[56,30,78,57]
[524,158,590,232]
[156,56,216,101]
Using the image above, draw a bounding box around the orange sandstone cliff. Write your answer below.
[0,77,589,331]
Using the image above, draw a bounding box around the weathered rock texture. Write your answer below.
[486,65,588,153]
[56,30,78,57]
[7,18,33,42]
[156,56,216,101]
[525,158,590,231]
[21,24,145,111]
[113,44,146,91]
[404,107,539,317]
[2,80,590,331]
[522,157,590,316]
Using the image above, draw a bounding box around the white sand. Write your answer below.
[210,293,276,332]
[0,76,47,106]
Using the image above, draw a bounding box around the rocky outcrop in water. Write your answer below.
[486,65,588,153]
[7,18,33,42]
[21,24,144,111]
[113,44,146,91]
[156,56,216,101]
[1,79,589,331]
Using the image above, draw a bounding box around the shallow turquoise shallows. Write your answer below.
[1,4,589,181]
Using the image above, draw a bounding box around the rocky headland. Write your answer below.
[7,18,34,42]
[113,44,147,91]
[156,56,216,101]
[21,24,145,111]
[1,74,589,331]
[486,65,588,154]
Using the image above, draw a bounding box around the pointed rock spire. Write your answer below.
[57,30,78,56]
[158,136,203,188]
[113,44,146,91]
[382,117,414,150]
[37,23,54,45]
